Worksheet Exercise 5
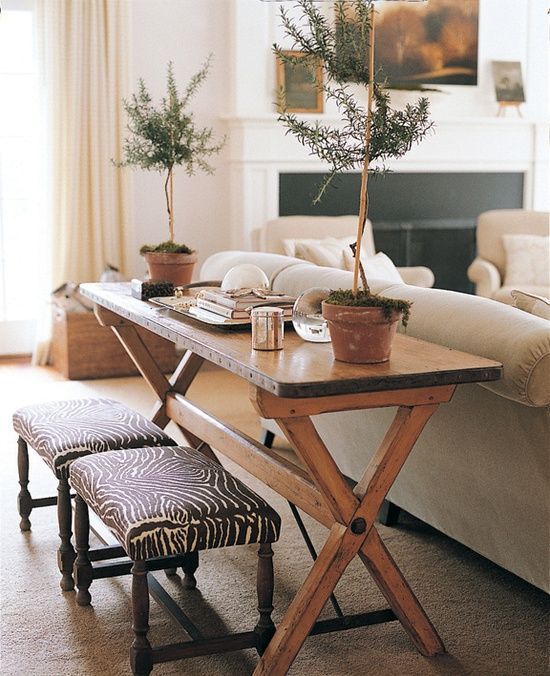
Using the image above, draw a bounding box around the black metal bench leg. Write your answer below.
[260,429,275,448]
[130,560,153,676]
[17,437,32,531]
[287,501,344,619]
[378,500,402,527]
[57,477,76,591]
[255,543,275,655]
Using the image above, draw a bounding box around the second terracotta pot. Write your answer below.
[143,251,198,286]
[321,301,402,364]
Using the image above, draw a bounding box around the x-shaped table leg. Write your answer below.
[95,307,213,456]
[254,403,445,675]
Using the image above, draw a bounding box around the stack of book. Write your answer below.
[193,288,296,321]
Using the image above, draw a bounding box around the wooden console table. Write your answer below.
[80,282,502,675]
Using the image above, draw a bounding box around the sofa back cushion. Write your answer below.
[253,215,376,257]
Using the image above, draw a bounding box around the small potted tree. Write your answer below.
[116,58,225,285]
[275,0,432,363]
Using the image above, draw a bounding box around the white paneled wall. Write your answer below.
[126,0,549,276]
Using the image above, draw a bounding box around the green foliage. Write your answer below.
[116,59,224,176]
[325,289,412,326]
[280,84,432,202]
[274,0,434,202]
[139,241,194,255]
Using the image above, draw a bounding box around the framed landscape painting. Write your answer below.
[276,50,324,114]
[375,0,479,87]
[492,61,525,103]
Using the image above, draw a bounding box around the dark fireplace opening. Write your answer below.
[279,172,524,293]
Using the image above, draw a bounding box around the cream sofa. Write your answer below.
[467,209,549,304]
[201,251,550,592]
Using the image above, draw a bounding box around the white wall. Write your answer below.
[230,0,548,121]
[126,0,548,276]
[128,0,231,278]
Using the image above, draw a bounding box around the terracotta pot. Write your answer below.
[321,301,402,364]
[143,251,198,287]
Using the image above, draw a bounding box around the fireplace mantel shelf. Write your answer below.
[223,114,545,128]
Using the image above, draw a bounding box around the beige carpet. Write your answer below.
[0,362,548,675]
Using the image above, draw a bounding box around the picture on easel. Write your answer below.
[491,61,525,117]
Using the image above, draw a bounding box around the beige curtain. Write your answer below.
[36,0,130,288]
[32,0,130,365]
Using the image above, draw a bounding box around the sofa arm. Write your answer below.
[383,284,550,407]
[397,266,435,288]
[467,258,501,298]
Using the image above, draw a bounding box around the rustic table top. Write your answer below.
[80,282,502,398]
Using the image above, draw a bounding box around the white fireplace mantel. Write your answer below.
[225,114,549,249]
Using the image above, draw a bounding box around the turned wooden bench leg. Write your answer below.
[57,477,76,592]
[254,543,275,656]
[130,560,153,676]
[181,551,199,590]
[165,551,199,585]
[17,437,32,532]
[74,495,93,606]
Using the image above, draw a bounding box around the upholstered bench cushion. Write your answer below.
[70,446,281,560]
[13,399,176,479]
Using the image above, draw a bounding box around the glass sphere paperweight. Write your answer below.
[221,264,269,291]
[292,287,332,343]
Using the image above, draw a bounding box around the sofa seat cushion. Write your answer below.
[13,398,175,478]
[69,446,281,560]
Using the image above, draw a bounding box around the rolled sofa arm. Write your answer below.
[382,284,550,407]
[467,257,501,298]
[397,266,435,288]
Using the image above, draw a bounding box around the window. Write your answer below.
[0,1,46,354]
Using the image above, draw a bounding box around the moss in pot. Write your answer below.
[275,0,431,362]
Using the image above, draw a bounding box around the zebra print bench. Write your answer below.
[70,445,281,675]
[12,398,175,591]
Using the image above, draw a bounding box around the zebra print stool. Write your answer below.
[70,445,281,676]
[12,398,176,591]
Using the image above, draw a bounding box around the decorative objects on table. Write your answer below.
[375,0,479,87]
[251,307,285,350]
[197,287,295,320]
[220,264,269,291]
[130,279,174,301]
[274,0,432,363]
[292,287,332,343]
[114,59,224,285]
[276,49,324,113]
[492,61,525,118]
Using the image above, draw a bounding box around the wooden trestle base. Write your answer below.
[82,284,502,675]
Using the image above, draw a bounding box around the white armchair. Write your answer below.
[250,215,435,288]
[467,209,549,304]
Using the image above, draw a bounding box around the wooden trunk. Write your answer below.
[51,307,177,380]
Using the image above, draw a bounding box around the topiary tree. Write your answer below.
[274,0,433,302]
[115,58,225,252]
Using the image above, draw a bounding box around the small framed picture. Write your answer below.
[492,61,525,103]
[276,50,323,114]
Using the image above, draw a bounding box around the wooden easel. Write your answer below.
[497,101,523,118]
